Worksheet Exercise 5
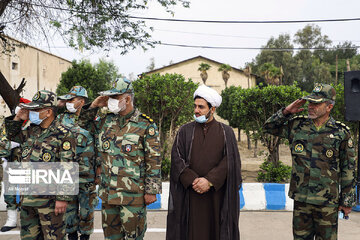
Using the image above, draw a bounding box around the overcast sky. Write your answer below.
[38,0,360,79]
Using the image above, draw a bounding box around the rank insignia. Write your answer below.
[103,140,110,150]
[348,139,353,148]
[22,148,30,157]
[294,143,304,153]
[326,149,334,158]
[125,144,132,152]
[62,141,71,151]
[42,152,52,162]
[33,91,41,101]
[148,127,155,136]
[313,85,322,93]
[329,134,335,138]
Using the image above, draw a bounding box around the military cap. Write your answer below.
[20,90,57,109]
[58,86,88,100]
[302,83,336,103]
[98,77,133,96]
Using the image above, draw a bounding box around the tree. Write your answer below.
[0,72,26,112]
[198,63,211,85]
[147,57,156,72]
[259,63,282,85]
[56,59,120,101]
[218,64,232,88]
[0,0,189,53]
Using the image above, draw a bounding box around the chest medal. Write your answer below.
[294,143,304,153]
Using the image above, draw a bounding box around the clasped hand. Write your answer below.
[192,177,210,194]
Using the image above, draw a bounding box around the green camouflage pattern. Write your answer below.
[101,203,147,239]
[79,107,161,206]
[264,109,357,207]
[303,83,336,103]
[293,201,338,240]
[21,90,57,109]
[21,204,66,240]
[4,146,21,210]
[58,85,88,100]
[5,117,77,207]
[99,77,134,96]
[65,189,98,235]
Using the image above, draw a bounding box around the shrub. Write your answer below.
[257,160,291,183]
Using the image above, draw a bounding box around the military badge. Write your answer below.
[103,140,110,150]
[42,152,52,162]
[62,141,71,151]
[148,127,155,136]
[329,134,335,138]
[294,143,304,153]
[22,148,30,157]
[313,85,322,93]
[125,144,132,152]
[33,91,41,101]
[326,149,334,158]
[348,139,354,148]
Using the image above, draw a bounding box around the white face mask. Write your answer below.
[66,100,80,113]
[108,97,126,114]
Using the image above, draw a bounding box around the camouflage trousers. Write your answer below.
[65,188,98,235]
[20,205,66,240]
[102,203,147,240]
[293,201,338,240]
[4,194,17,210]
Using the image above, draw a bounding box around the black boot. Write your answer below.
[68,231,78,240]
[79,234,90,240]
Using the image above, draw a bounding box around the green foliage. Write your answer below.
[161,157,171,181]
[257,160,292,183]
[218,64,232,72]
[198,63,211,71]
[56,59,120,101]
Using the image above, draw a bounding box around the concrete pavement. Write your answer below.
[0,210,359,239]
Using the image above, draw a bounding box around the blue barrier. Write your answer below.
[264,183,286,210]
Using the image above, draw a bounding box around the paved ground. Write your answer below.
[0,210,359,239]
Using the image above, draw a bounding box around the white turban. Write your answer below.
[193,85,222,107]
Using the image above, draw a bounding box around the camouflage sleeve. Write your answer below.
[0,139,11,158]
[5,116,25,143]
[263,108,292,139]
[77,133,91,180]
[144,123,162,194]
[56,133,77,202]
[339,132,357,207]
[77,104,98,130]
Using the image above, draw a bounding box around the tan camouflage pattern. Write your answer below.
[5,117,77,207]
[303,83,336,103]
[21,204,66,240]
[79,107,161,206]
[293,201,338,240]
[264,109,357,207]
[20,90,57,109]
[101,203,147,239]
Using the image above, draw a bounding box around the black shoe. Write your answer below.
[0,226,17,232]
[68,231,78,240]
[80,234,90,240]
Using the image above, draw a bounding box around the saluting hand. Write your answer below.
[57,100,66,108]
[90,96,109,108]
[14,108,29,121]
[192,177,210,194]
[283,98,306,115]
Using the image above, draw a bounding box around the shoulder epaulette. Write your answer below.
[141,113,154,123]
[335,121,351,132]
[57,124,69,134]
[290,115,308,121]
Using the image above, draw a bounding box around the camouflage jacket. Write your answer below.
[57,112,96,189]
[264,109,357,207]
[5,117,77,207]
[80,107,161,206]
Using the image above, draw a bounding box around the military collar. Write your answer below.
[129,109,140,123]
[325,116,337,128]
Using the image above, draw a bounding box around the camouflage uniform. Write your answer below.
[80,78,162,240]
[58,86,97,239]
[264,84,357,240]
[5,90,77,240]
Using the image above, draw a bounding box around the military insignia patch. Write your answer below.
[125,144,132,152]
[326,149,334,158]
[348,139,353,148]
[313,85,322,93]
[42,152,52,162]
[103,140,110,150]
[33,91,41,101]
[148,127,155,136]
[22,148,30,157]
[294,143,304,153]
[62,141,71,151]
[329,134,335,138]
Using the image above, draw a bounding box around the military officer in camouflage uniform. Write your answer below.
[57,86,97,240]
[264,83,357,240]
[80,78,161,240]
[5,90,77,240]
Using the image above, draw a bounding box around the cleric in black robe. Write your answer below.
[166,85,242,240]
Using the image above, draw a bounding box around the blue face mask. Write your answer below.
[29,110,47,125]
[193,110,211,123]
